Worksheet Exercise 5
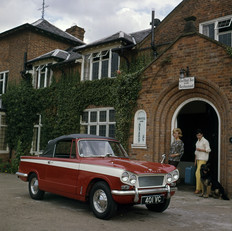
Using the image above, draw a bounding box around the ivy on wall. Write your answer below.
[2,56,151,157]
[2,80,40,153]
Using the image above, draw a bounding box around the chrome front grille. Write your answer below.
[138,175,164,187]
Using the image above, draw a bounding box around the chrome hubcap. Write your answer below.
[30,177,39,195]
[93,189,108,213]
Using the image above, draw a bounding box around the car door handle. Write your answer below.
[48,160,53,164]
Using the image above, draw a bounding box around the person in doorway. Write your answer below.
[194,129,211,194]
[168,128,184,167]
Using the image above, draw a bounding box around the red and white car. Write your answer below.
[16,134,179,219]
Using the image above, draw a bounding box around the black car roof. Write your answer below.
[41,134,117,156]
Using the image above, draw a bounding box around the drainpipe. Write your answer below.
[150,9,158,57]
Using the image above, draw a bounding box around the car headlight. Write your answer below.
[121,171,137,185]
[121,172,129,183]
[130,174,137,185]
[173,169,179,181]
[166,169,179,183]
[167,173,172,183]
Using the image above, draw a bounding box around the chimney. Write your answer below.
[183,16,197,33]
[66,25,85,41]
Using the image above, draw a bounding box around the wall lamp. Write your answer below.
[180,66,190,78]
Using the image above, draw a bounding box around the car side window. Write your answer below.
[54,140,72,158]
[71,140,77,159]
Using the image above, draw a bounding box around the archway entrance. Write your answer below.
[173,99,219,180]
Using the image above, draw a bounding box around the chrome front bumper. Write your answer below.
[111,185,177,203]
[16,172,28,178]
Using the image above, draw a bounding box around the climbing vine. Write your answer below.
[2,55,151,162]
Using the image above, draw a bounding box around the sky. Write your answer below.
[0,0,183,43]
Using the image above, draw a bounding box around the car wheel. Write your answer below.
[28,173,44,200]
[146,198,170,212]
[90,181,117,219]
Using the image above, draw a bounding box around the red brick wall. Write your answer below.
[0,29,75,83]
[139,0,232,50]
[129,33,232,194]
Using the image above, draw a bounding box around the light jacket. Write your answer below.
[195,137,211,161]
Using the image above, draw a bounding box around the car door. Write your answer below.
[45,139,80,195]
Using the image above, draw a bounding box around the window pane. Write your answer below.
[84,54,91,81]
[219,33,231,46]
[92,62,99,80]
[55,141,72,158]
[90,111,97,122]
[90,126,96,135]
[99,125,106,136]
[100,111,106,122]
[4,72,8,93]
[102,50,109,59]
[101,60,109,78]
[0,81,3,94]
[40,72,45,88]
[203,24,215,39]
[71,141,76,158]
[218,19,232,29]
[46,68,51,87]
[109,124,115,138]
[111,52,119,77]
[109,110,115,122]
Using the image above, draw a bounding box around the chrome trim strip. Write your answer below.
[16,172,28,178]
[112,186,177,196]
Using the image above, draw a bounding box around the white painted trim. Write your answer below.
[20,158,124,178]
[171,97,221,181]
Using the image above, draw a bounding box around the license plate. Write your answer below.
[141,195,164,204]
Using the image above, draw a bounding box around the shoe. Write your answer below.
[194,190,201,194]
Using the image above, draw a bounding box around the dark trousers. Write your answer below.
[168,160,179,167]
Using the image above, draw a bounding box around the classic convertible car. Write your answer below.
[16,134,179,219]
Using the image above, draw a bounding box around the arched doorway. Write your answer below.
[172,98,220,180]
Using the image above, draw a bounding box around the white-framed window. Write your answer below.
[32,64,52,89]
[31,114,42,155]
[200,15,232,46]
[81,49,119,81]
[0,112,8,152]
[132,110,147,149]
[80,108,116,137]
[0,71,9,95]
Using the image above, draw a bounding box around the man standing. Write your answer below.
[194,129,211,194]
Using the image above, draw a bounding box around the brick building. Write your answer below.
[0,0,232,195]
[128,0,232,195]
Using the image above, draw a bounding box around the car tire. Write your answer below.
[28,173,44,200]
[146,198,170,212]
[89,181,117,219]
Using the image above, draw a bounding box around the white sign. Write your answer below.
[137,111,146,145]
[179,77,195,90]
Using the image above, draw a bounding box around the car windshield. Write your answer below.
[78,140,128,158]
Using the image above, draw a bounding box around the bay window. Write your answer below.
[81,50,119,81]
[33,64,52,89]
